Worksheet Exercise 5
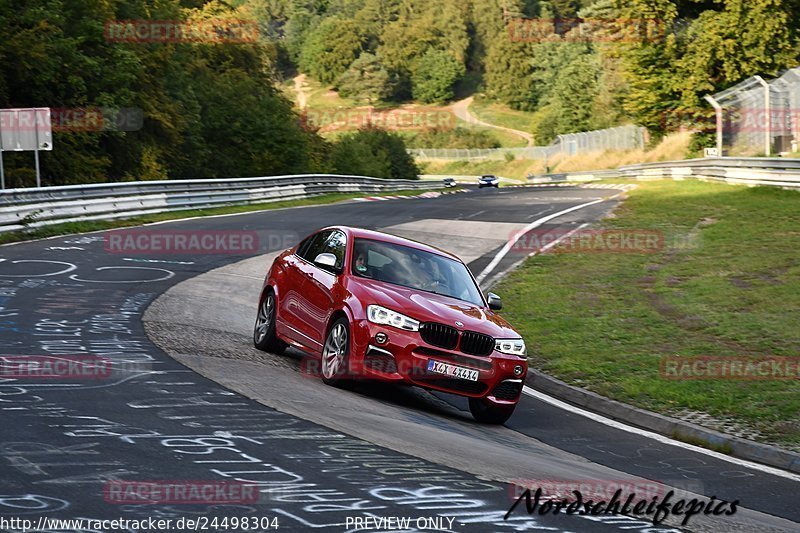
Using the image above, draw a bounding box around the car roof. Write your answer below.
[480,175,496,179]
[319,226,462,262]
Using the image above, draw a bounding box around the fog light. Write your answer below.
[375,332,388,345]
[514,365,524,376]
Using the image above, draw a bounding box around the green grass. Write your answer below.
[468,125,528,148]
[452,114,528,147]
[0,189,437,246]
[494,180,800,449]
[469,96,535,135]
[420,159,533,180]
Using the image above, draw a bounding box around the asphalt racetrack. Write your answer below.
[1,186,798,532]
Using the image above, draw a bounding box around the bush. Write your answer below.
[331,126,419,180]
[687,132,717,158]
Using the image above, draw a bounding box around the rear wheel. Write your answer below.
[321,318,351,387]
[469,397,515,424]
[253,290,287,354]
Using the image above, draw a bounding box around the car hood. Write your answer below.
[350,278,519,338]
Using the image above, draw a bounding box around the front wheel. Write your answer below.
[253,290,287,354]
[321,318,351,387]
[469,397,515,424]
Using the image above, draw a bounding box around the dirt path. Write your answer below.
[450,96,534,147]
[293,73,309,109]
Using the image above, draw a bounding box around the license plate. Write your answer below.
[426,359,479,381]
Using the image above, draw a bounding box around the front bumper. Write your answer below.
[350,319,527,405]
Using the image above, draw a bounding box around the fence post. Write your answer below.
[704,94,724,156]
[754,75,771,156]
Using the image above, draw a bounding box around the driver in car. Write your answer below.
[353,246,372,277]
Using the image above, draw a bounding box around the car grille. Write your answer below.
[416,377,488,395]
[419,322,458,350]
[492,380,523,401]
[414,347,492,370]
[420,322,495,357]
[460,331,495,356]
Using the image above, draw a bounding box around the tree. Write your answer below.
[299,17,365,85]
[336,53,394,103]
[620,0,798,134]
[377,0,469,92]
[411,49,465,103]
[483,35,538,109]
[674,0,797,110]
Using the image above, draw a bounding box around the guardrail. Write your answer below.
[528,157,800,189]
[0,174,440,233]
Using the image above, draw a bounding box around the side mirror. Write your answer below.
[487,292,502,310]
[313,252,337,269]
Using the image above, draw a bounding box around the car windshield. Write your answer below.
[351,238,484,306]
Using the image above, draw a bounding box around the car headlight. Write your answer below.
[495,338,526,357]
[367,305,420,332]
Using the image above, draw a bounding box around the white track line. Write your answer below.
[523,386,800,482]
[480,223,590,289]
[475,194,619,284]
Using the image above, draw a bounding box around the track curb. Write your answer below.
[528,371,800,474]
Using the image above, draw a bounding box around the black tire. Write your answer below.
[321,317,351,387]
[253,290,287,354]
[469,397,515,424]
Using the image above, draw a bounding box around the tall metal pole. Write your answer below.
[703,94,724,156]
[754,76,771,156]
[34,111,41,187]
[0,114,4,189]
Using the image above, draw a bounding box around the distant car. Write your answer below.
[478,175,499,188]
[253,226,528,424]
[443,178,457,188]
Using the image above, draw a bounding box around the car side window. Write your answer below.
[295,235,314,258]
[298,230,332,262]
[320,230,347,272]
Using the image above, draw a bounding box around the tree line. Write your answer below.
[2,0,798,186]
[0,0,419,187]
[266,0,799,143]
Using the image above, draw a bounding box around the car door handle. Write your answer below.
[304,271,314,278]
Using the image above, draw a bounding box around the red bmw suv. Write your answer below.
[253,226,528,424]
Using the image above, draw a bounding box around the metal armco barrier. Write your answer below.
[529,157,800,189]
[0,174,440,233]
